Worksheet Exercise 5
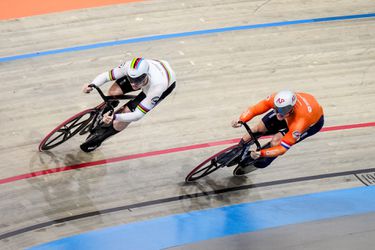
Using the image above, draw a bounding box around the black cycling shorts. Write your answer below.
[261,110,288,135]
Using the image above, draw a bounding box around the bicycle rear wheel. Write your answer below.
[39,108,96,151]
[185,144,238,182]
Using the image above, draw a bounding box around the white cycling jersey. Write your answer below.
[91,59,175,122]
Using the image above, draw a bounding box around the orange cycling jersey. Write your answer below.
[239,92,324,157]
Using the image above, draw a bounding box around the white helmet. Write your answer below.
[274,90,297,116]
[126,58,149,84]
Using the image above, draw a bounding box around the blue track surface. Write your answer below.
[1,13,374,63]
[29,185,375,250]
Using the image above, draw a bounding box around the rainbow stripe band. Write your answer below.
[158,60,171,83]
[137,104,150,114]
[131,58,143,69]
[109,69,115,81]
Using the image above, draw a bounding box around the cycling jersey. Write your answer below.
[91,59,176,122]
[239,92,324,157]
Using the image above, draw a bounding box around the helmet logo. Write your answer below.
[276,98,285,104]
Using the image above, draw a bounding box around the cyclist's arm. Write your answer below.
[260,121,305,157]
[114,87,163,122]
[259,143,288,157]
[239,94,275,123]
[91,63,128,87]
[114,107,145,122]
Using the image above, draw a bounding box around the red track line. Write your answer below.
[1,122,374,185]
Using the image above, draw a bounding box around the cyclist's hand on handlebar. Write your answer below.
[250,150,261,160]
[102,111,114,124]
[82,83,93,93]
[231,119,242,128]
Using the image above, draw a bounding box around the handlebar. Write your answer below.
[88,84,137,101]
[239,121,261,151]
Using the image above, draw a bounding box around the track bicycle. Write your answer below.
[39,84,136,151]
[185,122,267,182]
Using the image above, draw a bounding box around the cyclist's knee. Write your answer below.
[271,132,283,147]
[253,121,267,134]
[113,121,129,131]
[115,105,131,115]
[108,89,121,96]
[112,104,132,131]
[123,106,131,113]
[108,83,123,96]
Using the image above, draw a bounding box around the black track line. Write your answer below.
[1,167,374,240]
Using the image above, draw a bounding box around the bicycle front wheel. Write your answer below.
[185,144,238,183]
[39,108,96,151]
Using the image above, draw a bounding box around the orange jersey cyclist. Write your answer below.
[232,90,324,174]
[80,57,176,152]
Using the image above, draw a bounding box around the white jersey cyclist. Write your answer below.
[80,58,176,153]
[91,58,176,122]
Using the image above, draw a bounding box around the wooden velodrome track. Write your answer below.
[1,0,375,249]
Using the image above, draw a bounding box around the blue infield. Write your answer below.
[29,185,375,250]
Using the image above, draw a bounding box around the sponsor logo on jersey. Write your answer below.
[298,94,313,113]
[265,149,280,155]
[292,131,301,140]
[151,96,160,105]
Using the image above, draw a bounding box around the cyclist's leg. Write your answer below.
[243,110,288,168]
[97,91,146,135]
[240,120,267,143]
[93,77,130,120]
[113,91,146,130]
[106,76,145,131]
[254,116,324,167]
[252,142,277,168]
[80,80,143,152]
[240,109,287,141]
[80,123,119,152]
[253,157,276,168]
[108,82,124,96]
[262,110,288,135]
[108,76,133,95]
